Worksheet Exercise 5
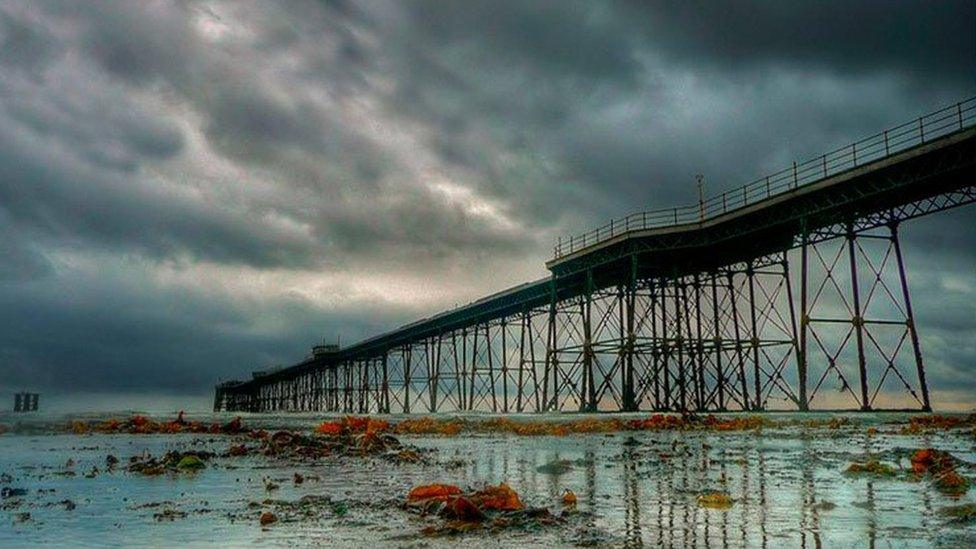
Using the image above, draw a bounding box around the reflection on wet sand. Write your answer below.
[1,415,974,547]
[437,429,974,547]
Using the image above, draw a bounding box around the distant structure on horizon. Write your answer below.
[13,392,39,412]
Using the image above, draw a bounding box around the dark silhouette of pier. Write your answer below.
[215,98,976,414]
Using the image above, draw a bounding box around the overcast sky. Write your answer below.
[0,1,973,412]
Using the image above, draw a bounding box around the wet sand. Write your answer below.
[1,412,975,547]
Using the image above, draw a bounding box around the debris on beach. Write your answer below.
[176,455,206,471]
[910,448,971,496]
[468,483,523,511]
[844,458,897,477]
[68,413,246,436]
[900,415,976,435]
[935,471,971,496]
[910,448,957,475]
[395,417,464,436]
[405,482,562,537]
[561,490,577,507]
[697,492,734,509]
[243,495,358,525]
[376,413,777,438]
[128,451,214,475]
[2,487,27,499]
[941,503,976,523]
[407,484,462,505]
[315,417,390,436]
[255,421,428,464]
[226,444,249,457]
[154,508,188,521]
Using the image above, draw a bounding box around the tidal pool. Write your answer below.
[1,412,974,547]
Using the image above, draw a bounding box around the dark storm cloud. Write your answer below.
[618,0,974,83]
[0,8,60,71]
[0,261,411,393]
[376,0,975,229]
[0,0,972,404]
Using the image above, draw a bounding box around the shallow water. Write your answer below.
[1,413,975,547]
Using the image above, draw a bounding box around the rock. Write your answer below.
[330,501,348,517]
[176,455,206,471]
[1,487,27,499]
[154,508,187,521]
[392,449,422,463]
[222,417,245,434]
[259,511,277,526]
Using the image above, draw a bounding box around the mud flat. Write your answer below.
[1,412,975,547]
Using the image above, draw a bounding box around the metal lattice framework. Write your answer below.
[214,99,976,414]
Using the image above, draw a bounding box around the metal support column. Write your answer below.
[847,226,871,411]
[890,222,931,411]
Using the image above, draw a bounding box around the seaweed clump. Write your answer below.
[128,451,214,476]
[405,482,563,537]
[697,492,734,509]
[249,419,427,464]
[71,413,246,436]
[911,448,971,497]
[844,458,897,477]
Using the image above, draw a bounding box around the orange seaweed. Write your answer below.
[469,483,523,511]
[936,471,971,496]
[315,421,344,436]
[407,484,462,503]
[394,417,464,436]
[562,490,577,506]
[442,496,484,522]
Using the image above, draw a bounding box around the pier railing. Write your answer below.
[553,97,976,259]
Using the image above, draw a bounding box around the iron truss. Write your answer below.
[214,115,976,414]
